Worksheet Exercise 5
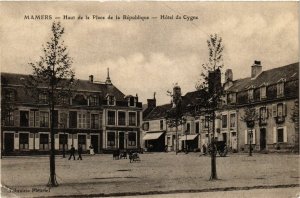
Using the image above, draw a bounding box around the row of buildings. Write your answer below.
[1,61,299,155]
[142,61,299,153]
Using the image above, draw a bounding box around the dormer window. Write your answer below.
[248,89,254,102]
[227,93,236,104]
[89,96,98,106]
[107,95,115,106]
[260,86,266,100]
[129,97,135,107]
[277,82,284,97]
[39,93,48,104]
[5,90,15,102]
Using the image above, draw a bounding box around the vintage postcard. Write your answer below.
[0,1,299,198]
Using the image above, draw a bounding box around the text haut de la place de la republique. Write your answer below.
[24,14,199,21]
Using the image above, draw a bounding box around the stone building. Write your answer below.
[1,70,143,155]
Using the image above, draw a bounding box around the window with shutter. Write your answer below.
[272,104,277,117]
[35,111,40,127]
[29,111,34,127]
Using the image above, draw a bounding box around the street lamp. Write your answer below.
[246,120,255,157]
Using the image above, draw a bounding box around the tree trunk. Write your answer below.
[210,111,218,180]
[49,101,58,186]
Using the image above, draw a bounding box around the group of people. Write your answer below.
[68,144,95,160]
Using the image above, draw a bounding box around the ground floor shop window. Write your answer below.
[107,132,115,147]
[128,132,136,146]
[19,133,29,150]
[40,133,49,150]
[59,134,68,150]
[78,134,86,150]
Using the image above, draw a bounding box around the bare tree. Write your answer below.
[25,22,76,187]
[196,34,224,180]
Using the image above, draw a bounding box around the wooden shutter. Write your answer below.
[245,130,248,144]
[272,104,277,117]
[252,129,256,144]
[14,110,20,127]
[273,127,277,143]
[137,111,140,126]
[86,112,90,129]
[29,111,34,127]
[283,126,287,143]
[35,111,40,127]
[282,103,287,117]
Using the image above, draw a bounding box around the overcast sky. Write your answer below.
[1,2,298,105]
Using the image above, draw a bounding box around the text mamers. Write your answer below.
[24,15,52,20]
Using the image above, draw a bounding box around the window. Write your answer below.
[277,128,284,143]
[39,93,47,104]
[107,132,115,146]
[78,113,86,129]
[19,133,29,150]
[59,113,68,128]
[260,86,266,99]
[20,111,29,127]
[248,89,254,101]
[78,134,86,150]
[5,91,15,102]
[40,133,49,150]
[90,96,98,106]
[5,111,14,126]
[40,112,49,127]
[222,115,227,128]
[73,94,87,105]
[107,111,116,125]
[195,122,200,133]
[58,134,68,150]
[129,112,136,126]
[118,111,126,126]
[186,123,190,133]
[259,107,267,124]
[107,96,115,106]
[230,114,236,128]
[160,120,164,130]
[143,122,149,131]
[69,111,77,128]
[61,96,69,105]
[129,97,135,107]
[204,116,209,128]
[277,103,284,117]
[277,82,284,97]
[91,114,99,129]
[128,132,136,146]
[228,93,236,104]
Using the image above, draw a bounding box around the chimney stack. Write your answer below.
[147,92,156,109]
[251,60,262,78]
[89,75,94,83]
[225,69,233,82]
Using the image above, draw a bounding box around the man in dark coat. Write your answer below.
[68,145,75,160]
[78,145,83,160]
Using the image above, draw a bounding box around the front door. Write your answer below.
[119,132,125,150]
[91,135,99,153]
[260,128,266,150]
[4,133,14,153]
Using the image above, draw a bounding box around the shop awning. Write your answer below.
[179,134,198,141]
[143,132,164,140]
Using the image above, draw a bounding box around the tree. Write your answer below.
[290,99,299,153]
[196,34,224,180]
[25,22,76,187]
[240,104,258,156]
[166,84,186,154]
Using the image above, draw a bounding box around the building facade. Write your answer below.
[1,71,143,155]
[142,61,299,153]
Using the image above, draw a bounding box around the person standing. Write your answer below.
[89,144,95,155]
[78,145,83,160]
[68,145,75,160]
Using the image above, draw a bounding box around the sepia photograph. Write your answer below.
[0,1,299,197]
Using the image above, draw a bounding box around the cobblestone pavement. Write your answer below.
[1,152,299,197]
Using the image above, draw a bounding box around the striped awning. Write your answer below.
[143,132,164,140]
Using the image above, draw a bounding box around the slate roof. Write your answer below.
[227,62,299,92]
[1,72,125,102]
[143,103,172,120]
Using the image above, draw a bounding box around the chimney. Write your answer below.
[225,69,233,82]
[208,69,221,95]
[89,75,94,83]
[251,60,262,78]
[173,85,182,106]
[147,93,156,109]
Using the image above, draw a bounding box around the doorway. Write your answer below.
[119,132,125,150]
[91,135,99,153]
[4,133,14,153]
[260,128,266,151]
